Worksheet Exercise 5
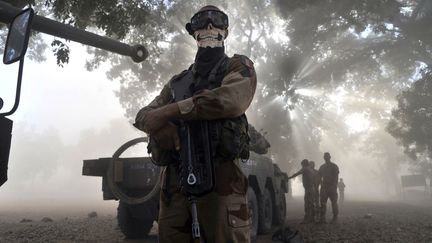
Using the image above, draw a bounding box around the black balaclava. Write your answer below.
[194,46,225,77]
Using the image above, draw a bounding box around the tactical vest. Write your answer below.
[169,55,250,163]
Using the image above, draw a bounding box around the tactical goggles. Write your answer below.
[190,10,229,30]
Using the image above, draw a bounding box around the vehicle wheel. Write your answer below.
[273,194,287,225]
[117,201,154,239]
[258,187,273,234]
[247,187,258,241]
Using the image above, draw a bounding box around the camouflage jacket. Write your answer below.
[291,167,315,189]
[136,54,256,122]
[135,54,257,193]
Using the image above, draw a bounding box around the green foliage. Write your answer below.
[40,0,432,168]
[51,39,69,66]
[48,0,153,38]
[387,71,432,161]
[2,0,432,171]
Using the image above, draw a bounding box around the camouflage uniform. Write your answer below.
[311,166,320,221]
[338,180,345,203]
[318,161,339,222]
[290,166,315,222]
[136,55,256,243]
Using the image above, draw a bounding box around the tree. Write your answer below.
[387,71,432,161]
[3,0,432,177]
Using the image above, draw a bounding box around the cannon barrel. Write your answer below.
[0,1,148,62]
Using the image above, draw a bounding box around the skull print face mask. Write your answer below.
[193,24,227,48]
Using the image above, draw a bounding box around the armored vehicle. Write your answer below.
[83,125,289,240]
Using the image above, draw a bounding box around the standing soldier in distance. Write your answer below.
[318,152,339,223]
[338,178,346,204]
[288,159,315,223]
[309,160,320,222]
[134,5,256,243]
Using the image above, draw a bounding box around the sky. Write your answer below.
[1,41,128,144]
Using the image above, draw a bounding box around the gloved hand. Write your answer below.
[135,104,180,134]
[140,109,169,134]
[152,122,180,151]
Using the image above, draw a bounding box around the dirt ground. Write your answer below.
[284,199,432,243]
[1,198,432,242]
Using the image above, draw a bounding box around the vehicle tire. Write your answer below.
[273,194,287,225]
[247,187,259,241]
[117,201,154,239]
[258,187,273,234]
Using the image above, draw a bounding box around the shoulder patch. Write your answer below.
[241,56,254,69]
[233,54,254,69]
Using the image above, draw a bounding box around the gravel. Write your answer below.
[285,200,432,243]
[1,199,431,242]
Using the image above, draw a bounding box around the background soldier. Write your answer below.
[309,161,320,222]
[134,5,257,243]
[288,159,315,223]
[338,178,346,203]
[319,152,339,223]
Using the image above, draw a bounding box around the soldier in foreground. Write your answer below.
[338,178,346,203]
[319,152,339,223]
[134,5,256,243]
[309,161,320,222]
[288,159,315,223]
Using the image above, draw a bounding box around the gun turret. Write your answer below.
[0,1,148,62]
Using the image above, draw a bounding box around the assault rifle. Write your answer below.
[178,119,216,241]
[170,68,219,241]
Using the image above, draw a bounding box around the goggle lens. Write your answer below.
[190,10,228,30]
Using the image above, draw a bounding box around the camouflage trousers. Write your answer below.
[158,160,251,243]
[313,186,320,221]
[320,187,338,220]
[303,187,315,222]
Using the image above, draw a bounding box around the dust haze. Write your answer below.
[1,0,431,224]
[0,119,145,213]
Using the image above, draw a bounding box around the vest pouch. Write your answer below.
[147,136,173,166]
[237,115,250,160]
[217,115,250,161]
